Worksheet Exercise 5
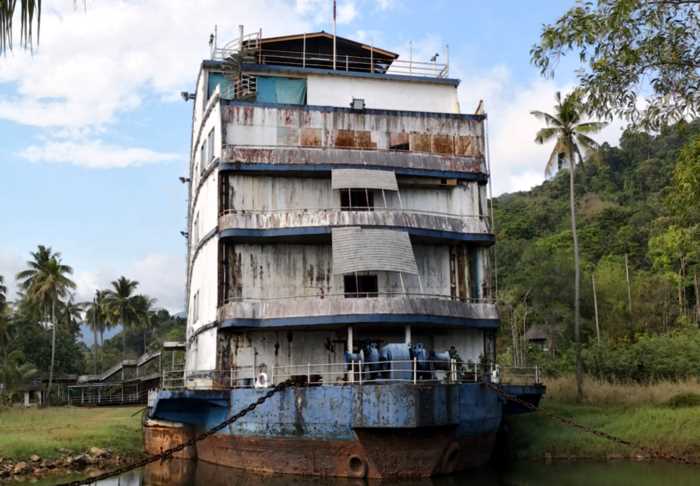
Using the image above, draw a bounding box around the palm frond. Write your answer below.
[574,121,608,134]
[575,133,600,154]
[530,110,563,127]
[534,127,561,145]
[0,0,41,54]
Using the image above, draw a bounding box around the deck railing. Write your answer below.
[220,291,496,306]
[164,362,540,391]
[220,207,489,222]
[213,45,448,79]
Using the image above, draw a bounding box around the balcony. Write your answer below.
[221,102,486,177]
[217,293,498,330]
[218,208,493,243]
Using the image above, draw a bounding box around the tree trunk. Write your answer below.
[569,146,583,402]
[694,273,699,325]
[47,297,57,407]
[592,273,600,344]
[121,310,126,361]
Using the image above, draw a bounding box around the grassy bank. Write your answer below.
[510,376,700,460]
[0,406,143,461]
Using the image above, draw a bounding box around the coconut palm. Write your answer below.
[0,0,41,54]
[105,277,140,360]
[16,246,75,405]
[85,290,108,374]
[133,295,157,355]
[531,92,606,402]
[0,275,6,307]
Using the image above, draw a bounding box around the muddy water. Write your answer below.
[31,460,700,486]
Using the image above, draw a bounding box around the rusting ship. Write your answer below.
[145,27,544,479]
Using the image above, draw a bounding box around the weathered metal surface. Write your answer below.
[217,296,498,327]
[219,209,489,235]
[223,146,484,175]
[332,227,418,275]
[143,419,197,460]
[331,168,398,190]
[221,104,484,156]
[145,383,503,478]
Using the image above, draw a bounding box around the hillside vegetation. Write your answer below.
[494,120,700,381]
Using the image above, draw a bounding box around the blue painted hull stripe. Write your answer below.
[220,162,488,183]
[219,227,495,244]
[220,314,500,330]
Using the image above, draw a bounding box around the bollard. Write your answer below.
[413,357,417,384]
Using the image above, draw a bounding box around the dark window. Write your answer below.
[340,189,374,211]
[389,142,409,151]
[344,274,378,298]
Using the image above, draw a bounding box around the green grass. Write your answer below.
[510,398,700,460]
[0,406,144,461]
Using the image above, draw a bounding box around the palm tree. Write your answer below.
[16,246,75,405]
[85,290,108,374]
[531,92,606,402]
[0,275,6,307]
[105,277,140,360]
[133,295,157,355]
[0,0,41,54]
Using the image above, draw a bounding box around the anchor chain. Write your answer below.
[485,382,696,465]
[57,379,294,486]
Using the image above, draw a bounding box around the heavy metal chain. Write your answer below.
[57,380,294,486]
[485,382,696,465]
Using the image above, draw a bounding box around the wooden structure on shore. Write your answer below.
[67,342,185,406]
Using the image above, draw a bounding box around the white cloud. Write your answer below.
[0,250,24,303]
[20,139,179,169]
[455,66,626,195]
[74,253,184,313]
[1,249,184,313]
[0,1,316,130]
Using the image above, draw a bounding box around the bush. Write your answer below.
[666,393,700,408]
[582,329,700,383]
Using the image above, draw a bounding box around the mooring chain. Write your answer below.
[484,382,696,465]
[57,380,294,486]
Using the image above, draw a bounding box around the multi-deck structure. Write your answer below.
[146,29,542,479]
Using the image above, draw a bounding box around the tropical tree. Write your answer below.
[105,277,140,360]
[16,246,75,405]
[0,0,41,54]
[531,0,700,129]
[85,290,108,374]
[133,295,157,355]
[0,350,38,406]
[0,274,6,307]
[531,92,607,401]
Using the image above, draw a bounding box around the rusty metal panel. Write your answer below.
[331,169,398,191]
[300,128,322,146]
[332,227,418,275]
[409,132,431,152]
[431,134,455,155]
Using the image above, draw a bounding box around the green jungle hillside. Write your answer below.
[494,120,700,381]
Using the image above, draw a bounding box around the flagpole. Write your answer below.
[333,0,337,70]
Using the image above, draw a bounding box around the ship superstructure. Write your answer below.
[146,28,543,479]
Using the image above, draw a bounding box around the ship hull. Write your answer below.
[144,382,518,479]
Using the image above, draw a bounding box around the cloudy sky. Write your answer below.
[0,0,625,311]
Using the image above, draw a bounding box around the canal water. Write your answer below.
[27,460,700,486]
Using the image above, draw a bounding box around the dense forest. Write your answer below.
[495,120,700,381]
[0,265,185,404]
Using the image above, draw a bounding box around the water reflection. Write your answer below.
[56,460,700,486]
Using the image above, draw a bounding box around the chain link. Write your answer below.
[57,380,294,486]
[485,382,696,465]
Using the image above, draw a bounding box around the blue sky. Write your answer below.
[0,0,624,311]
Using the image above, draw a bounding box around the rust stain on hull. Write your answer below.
[143,421,197,460]
[145,422,497,479]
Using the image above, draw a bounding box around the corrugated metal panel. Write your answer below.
[332,227,418,275]
[331,169,398,191]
